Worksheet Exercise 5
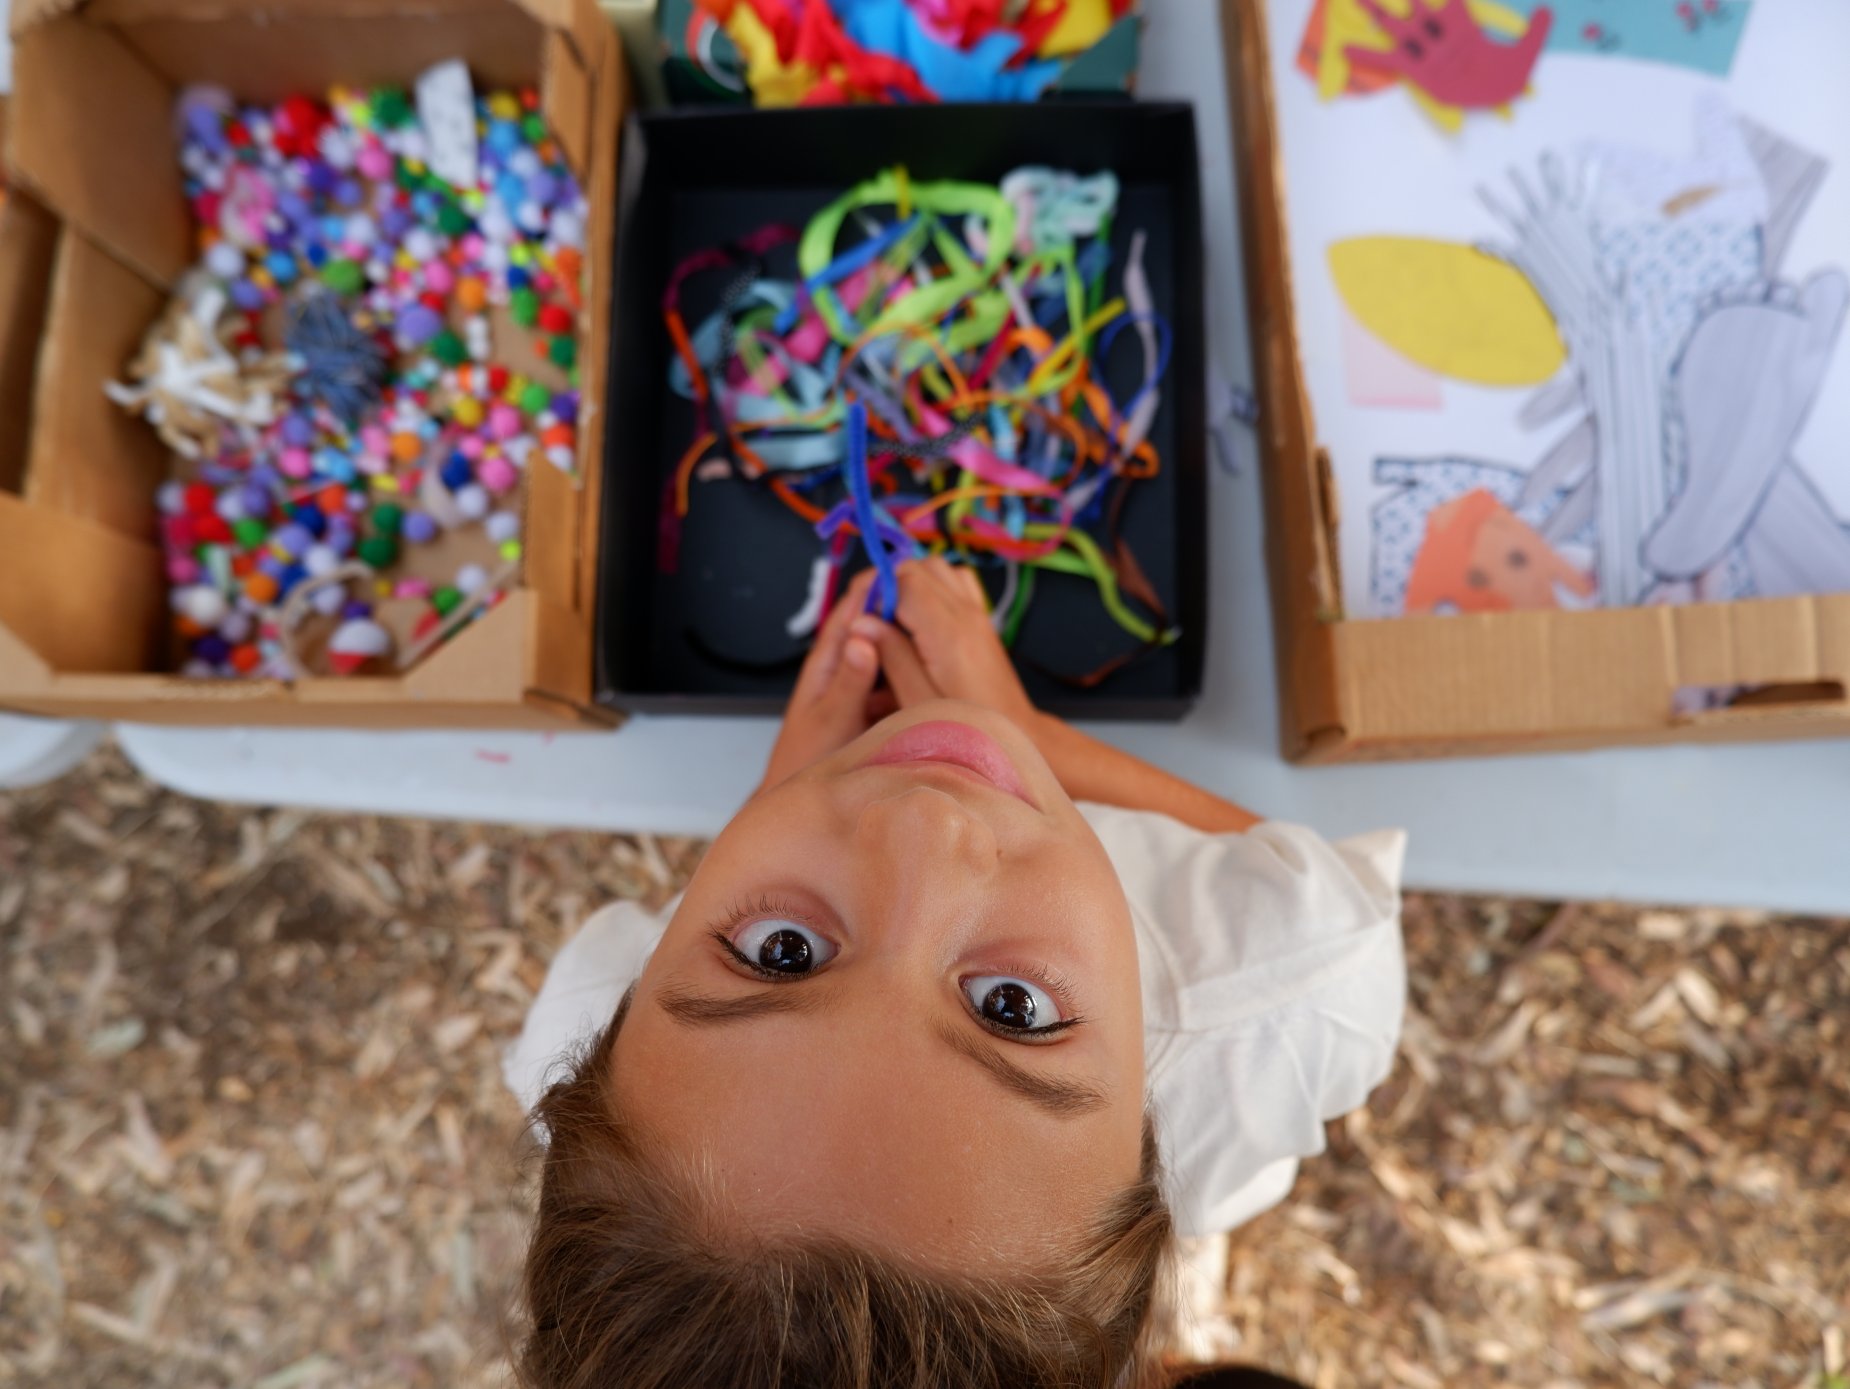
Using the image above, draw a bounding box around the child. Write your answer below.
[504,558,1406,1389]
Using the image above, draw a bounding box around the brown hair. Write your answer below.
[518,992,1174,1389]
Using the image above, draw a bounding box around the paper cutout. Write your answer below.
[1329,236,1565,386]
[1305,0,1754,92]
[1737,114,1827,276]
[723,3,819,106]
[1297,0,1541,129]
[1344,0,1552,111]
[1503,0,1753,77]
[1300,0,1524,95]
[1051,14,1141,93]
[1404,487,1594,613]
[1648,271,1850,589]
[1369,457,1588,614]
[1341,306,1443,409]
[415,60,479,190]
[1039,0,1113,55]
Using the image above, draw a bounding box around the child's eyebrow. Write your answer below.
[932,1022,1108,1119]
[656,987,824,1025]
[653,989,1107,1119]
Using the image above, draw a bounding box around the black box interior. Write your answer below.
[596,102,1207,719]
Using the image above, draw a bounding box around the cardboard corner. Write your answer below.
[1222,0,1348,764]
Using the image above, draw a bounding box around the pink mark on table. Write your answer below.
[474,749,512,765]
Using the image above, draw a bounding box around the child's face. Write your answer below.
[610,700,1146,1273]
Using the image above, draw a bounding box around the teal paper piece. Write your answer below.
[1510,0,1753,77]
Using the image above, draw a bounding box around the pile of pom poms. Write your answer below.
[111,64,588,679]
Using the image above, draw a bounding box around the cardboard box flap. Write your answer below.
[0,193,60,496]
[8,19,187,286]
[1669,595,1850,689]
[9,0,81,37]
[541,25,593,180]
[25,227,171,538]
[0,493,164,673]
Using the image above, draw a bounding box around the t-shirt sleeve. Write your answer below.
[1081,805,1407,1237]
[500,899,670,1117]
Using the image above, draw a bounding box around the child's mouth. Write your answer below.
[861,720,1037,809]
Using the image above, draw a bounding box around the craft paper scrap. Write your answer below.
[1341,306,1444,409]
[1270,0,1850,619]
[1504,0,1754,76]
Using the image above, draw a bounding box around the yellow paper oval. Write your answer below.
[1329,236,1566,387]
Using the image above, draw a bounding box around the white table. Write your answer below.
[12,4,1849,912]
[0,714,103,790]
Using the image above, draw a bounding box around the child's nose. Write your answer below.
[853,783,1000,926]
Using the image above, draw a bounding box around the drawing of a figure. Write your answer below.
[1365,97,1850,616]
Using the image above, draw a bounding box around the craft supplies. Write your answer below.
[670,0,1141,106]
[662,162,1179,685]
[111,66,589,679]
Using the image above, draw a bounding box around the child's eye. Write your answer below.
[963,975,1063,1031]
[730,919,837,975]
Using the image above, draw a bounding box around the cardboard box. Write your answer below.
[0,0,629,729]
[1223,0,1850,762]
[596,102,1208,719]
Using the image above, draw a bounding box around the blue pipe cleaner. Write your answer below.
[843,400,900,620]
[286,294,388,427]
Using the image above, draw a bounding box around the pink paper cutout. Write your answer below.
[1341,306,1444,409]
[1346,0,1553,110]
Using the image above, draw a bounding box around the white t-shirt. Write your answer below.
[502,806,1407,1239]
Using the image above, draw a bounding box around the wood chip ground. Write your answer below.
[3,745,1845,1387]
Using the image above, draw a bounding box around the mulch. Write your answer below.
[2,744,1845,1387]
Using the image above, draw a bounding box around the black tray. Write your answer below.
[596,102,1207,719]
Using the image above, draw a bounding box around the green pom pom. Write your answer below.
[320,258,365,295]
[437,201,472,237]
[372,88,414,129]
[521,114,548,144]
[357,535,398,569]
[547,334,577,370]
[518,382,550,416]
[232,518,268,550]
[371,503,403,536]
[510,288,540,328]
[431,586,463,617]
[430,329,467,367]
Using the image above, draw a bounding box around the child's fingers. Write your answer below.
[809,631,881,727]
[796,569,879,703]
[922,557,975,607]
[893,562,967,641]
[853,616,939,706]
[823,569,878,638]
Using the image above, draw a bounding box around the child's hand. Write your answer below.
[759,570,888,791]
[850,558,1038,729]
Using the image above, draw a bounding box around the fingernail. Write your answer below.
[844,639,875,672]
[850,616,884,641]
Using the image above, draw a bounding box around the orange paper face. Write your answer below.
[1405,488,1596,614]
